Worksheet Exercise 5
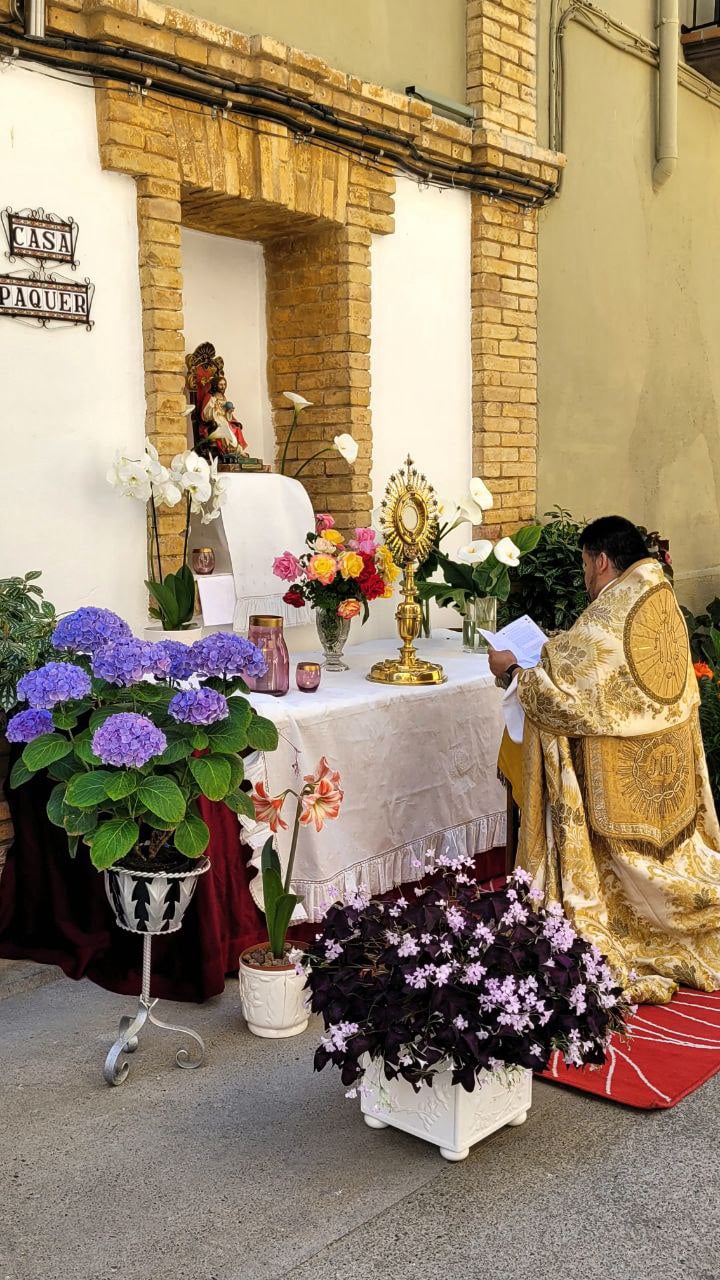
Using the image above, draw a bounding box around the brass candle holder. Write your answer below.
[367,457,446,686]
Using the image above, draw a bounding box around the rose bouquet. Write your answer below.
[107,439,226,631]
[7,607,278,871]
[273,513,399,624]
[306,868,632,1094]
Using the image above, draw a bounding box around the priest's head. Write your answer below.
[579,516,650,601]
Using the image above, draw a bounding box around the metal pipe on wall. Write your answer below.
[10,0,45,38]
[654,0,679,189]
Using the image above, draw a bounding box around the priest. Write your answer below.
[489,515,720,1004]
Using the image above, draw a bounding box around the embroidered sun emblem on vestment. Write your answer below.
[624,583,688,705]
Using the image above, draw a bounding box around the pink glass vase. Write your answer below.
[246,615,290,696]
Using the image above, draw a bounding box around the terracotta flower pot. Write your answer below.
[239,943,309,1039]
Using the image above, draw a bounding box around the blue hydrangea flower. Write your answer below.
[168,688,229,726]
[92,713,167,768]
[6,708,54,743]
[91,639,170,687]
[191,632,267,680]
[155,640,197,682]
[52,607,132,655]
[16,662,92,709]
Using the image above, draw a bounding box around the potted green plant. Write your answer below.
[306,868,632,1161]
[107,440,225,639]
[239,756,344,1038]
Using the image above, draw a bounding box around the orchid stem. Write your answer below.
[293,447,332,479]
[150,493,163,584]
[182,493,191,568]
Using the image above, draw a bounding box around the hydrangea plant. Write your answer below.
[7,608,279,871]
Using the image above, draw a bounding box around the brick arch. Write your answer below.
[95,86,395,568]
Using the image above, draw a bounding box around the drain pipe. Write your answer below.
[10,0,45,38]
[653,0,678,190]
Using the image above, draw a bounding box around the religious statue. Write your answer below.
[185,341,265,472]
[490,515,720,1007]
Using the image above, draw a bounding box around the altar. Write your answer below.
[242,631,507,920]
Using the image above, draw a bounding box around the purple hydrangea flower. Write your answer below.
[16,662,92,709]
[191,632,267,680]
[6,708,54,743]
[154,640,197,682]
[168,688,229,726]
[52,607,132,655]
[91,639,170,687]
[92,713,167,768]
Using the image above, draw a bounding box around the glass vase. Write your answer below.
[246,615,290,695]
[462,596,497,653]
[316,608,350,672]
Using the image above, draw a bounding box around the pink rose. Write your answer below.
[273,551,303,582]
[315,513,335,533]
[349,527,377,555]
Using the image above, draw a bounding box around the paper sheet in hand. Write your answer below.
[478,614,547,668]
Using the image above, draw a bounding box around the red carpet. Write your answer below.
[540,988,720,1109]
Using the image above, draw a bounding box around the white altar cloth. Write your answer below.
[242,632,507,920]
[219,472,315,630]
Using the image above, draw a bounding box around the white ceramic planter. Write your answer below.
[239,948,309,1039]
[143,622,203,644]
[361,1059,532,1161]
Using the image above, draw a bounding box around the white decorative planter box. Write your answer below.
[361,1059,532,1161]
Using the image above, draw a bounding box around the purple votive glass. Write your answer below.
[296,661,321,693]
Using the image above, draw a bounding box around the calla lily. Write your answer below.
[282,392,312,410]
[457,540,493,565]
[469,476,494,511]
[436,497,460,528]
[458,495,486,525]
[334,433,359,465]
[494,536,521,567]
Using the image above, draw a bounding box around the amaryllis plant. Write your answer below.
[272,513,399,623]
[7,607,278,871]
[107,439,226,631]
[251,757,343,960]
[306,868,632,1094]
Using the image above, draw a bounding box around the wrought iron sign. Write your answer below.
[1,208,78,267]
[0,271,94,328]
[1,206,94,329]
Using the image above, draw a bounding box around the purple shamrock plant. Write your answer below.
[8,609,278,873]
[306,868,633,1095]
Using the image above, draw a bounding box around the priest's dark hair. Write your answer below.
[579,516,649,573]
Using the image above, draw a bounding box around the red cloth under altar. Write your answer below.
[0,759,506,1003]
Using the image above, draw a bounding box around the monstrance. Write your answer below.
[367,457,446,686]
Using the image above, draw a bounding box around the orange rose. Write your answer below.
[694,661,714,681]
[307,553,337,586]
[338,599,361,619]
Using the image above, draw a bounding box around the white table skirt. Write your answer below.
[242,631,507,921]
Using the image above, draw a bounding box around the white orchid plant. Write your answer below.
[278,391,359,479]
[417,477,541,616]
[107,441,226,631]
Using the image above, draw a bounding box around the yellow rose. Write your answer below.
[322,528,344,546]
[376,545,400,582]
[338,551,364,579]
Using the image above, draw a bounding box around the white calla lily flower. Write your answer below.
[436,497,460,528]
[283,391,312,410]
[457,540,493,565]
[458,495,486,525]
[469,476,494,511]
[334,433,359,465]
[494,536,521,567]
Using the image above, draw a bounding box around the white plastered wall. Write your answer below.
[0,64,148,629]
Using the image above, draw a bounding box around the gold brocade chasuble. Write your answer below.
[516,558,720,1005]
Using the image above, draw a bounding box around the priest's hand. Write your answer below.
[488,648,518,678]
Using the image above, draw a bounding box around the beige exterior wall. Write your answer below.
[171,0,467,101]
[536,0,720,608]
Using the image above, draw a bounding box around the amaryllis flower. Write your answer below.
[494,536,521,567]
[300,777,344,832]
[252,781,288,832]
[457,540,493,565]
[307,553,337,586]
[273,551,303,582]
[315,513,335,533]
[6,708,54,743]
[304,756,342,789]
[338,599,361,620]
[16,662,91,709]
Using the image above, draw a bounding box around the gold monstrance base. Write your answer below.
[367,459,446,686]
